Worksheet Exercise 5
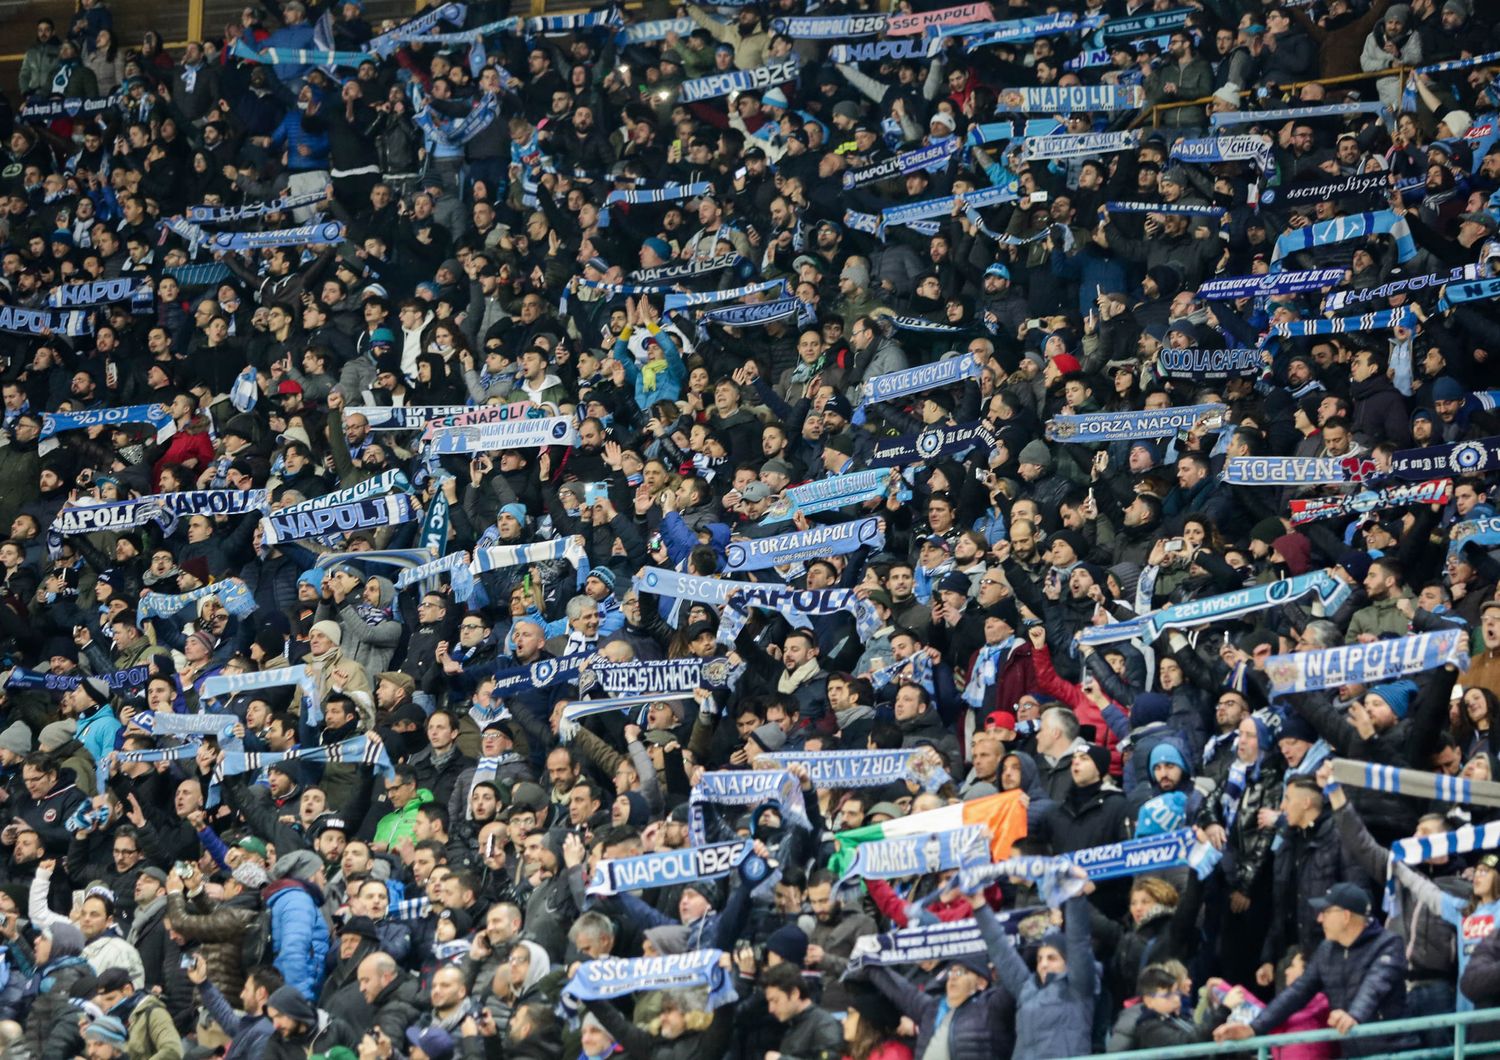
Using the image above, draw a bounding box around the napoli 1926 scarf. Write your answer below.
[771,13,887,37]
[1046,403,1228,443]
[563,950,738,1011]
[42,404,175,443]
[723,517,884,571]
[869,421,996,468]
[424,416,581,454]
[662,279,787,310]
[1289,477,1451,524]
[1197,268,1347,301]
[1383,437,1500,483]
[1261,171,1392,206]
[1221,455,1370,486]
[261,494,418,546]
[679,56,800,103]
[587,841,759,896]
[838,826,989,884]
[1263,629,1468,696]
[1155,348,1262,379]
[757,749,951,792]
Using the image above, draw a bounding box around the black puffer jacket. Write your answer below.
[367,971,425,1041]
[1263,810,1374,966]
[1196,762,1283,894]
[865,958,1017,1060]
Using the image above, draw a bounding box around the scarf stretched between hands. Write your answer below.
[1288,477,1450,524]
[688,770,809,844]
[757,749,950,793]
[563,950,738,1011]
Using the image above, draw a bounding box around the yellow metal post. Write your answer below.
[530,0,547,15]
[187,0,203,42]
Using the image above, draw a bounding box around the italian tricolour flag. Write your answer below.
[828,790,1028,877]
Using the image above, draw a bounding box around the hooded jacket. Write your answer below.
[264,871,331,1001]
[987,897,1095,1058]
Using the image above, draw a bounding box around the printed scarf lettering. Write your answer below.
[760,749,951,792]
[885,2,994,35]
[344,405,471,431]
[760,468,905,524]
[419,402,544,441]
[425,416,581,454]
[843,139,958,190]
[1197,268,1346,301]
[1221,454,1372,486]
[48,277,151,309]
[1156,348,1261,379]
[1261,171,1391,206]
[1385,437,1500,483]
[279,469,412,516]
[0,305,92,337]
[1046,402,1227,443]
[679,56,799,103]
[137,579,255,624]
[1289,478,1451,524]
[869,421,996,467]
[579,657,729,696]
[1079,571,1350,645]
[206,220,345,251]
[587,841,761,896]
[5,664,150,694]
[631,568,746,605]
[1019,130,1138,160]
[830,38,931,61]
[689,770,808,844]
[1263,629,1469,695]
[262,494,416,545]
[564,950,738,1011]
[846,913,1040,970]
[771,13,887,37]
[723,517,884,571]
[999,85,1144,112]
[1323,264,1475,313]
[840,826,988,884]
[1170,135,1272,166]
[1101,7,1191,40]
[200,666,310,701]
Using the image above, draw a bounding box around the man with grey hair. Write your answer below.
[568,912,617,960]
[1035,706,1086,801]
[357,951,423,1041]
[545,595,601,656]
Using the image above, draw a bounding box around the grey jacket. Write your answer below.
[987,895,1096,1059]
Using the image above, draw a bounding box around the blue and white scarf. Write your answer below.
[631,568,745,606]
[997,85,1144,112]
[1046,402,1227,443]
[843,139,959,190]
[1220,455,1364,486]
[758,749,950,792]
[587,841,760,896]
[728,586,881,640]
[279,469,411,516]
[0,306,92,337]
[205,220,345,251]
[1387,439,1500,483]
[858,356,984,407]
[367,1,466,56]
[694,298,804,331]
[839,826,989,884]
[471,535,586,576]
[563,950,737,1011]
[1264,629,1468,695]
[885,314,963,334]
[580,656,727,696]
[186,187,331,223]
[1100,7,1191,40]
[1067,826,1220,880]
[490,653,593,698]
[869,421,997,468]
[200,665,309,702]
[559,692,695,740]
[526,9,621,34]
[1323,264,1474,314]
[962,638,1015,709]
[230,39,375,66]
[631,253,744,286]
[604,181,711,206]
[663,279,786,310]
[963,11,1102,48]
[1451,515,1500,554]
[771,13,887,37]
[1197,268,1346,301]
[1105,201,1225,218]
[419,403,543,439]
[1263,306,1416,343]
[689,769,808,844]
[1332,758,1500,810]
[261,494,418,546]
[965,122,1020,147]
[1156,348,1261,379]
[218,734,394,781]
[760,468,905,524]
[881,183,1016,228]
[394,551,470,595]
[846,913,1041,970]
[829,38,930,62]
[1270,212,1415,270]
[679,56,800,103]
[1170,134,1273,167]
[617,18,694,43]
[723,517,884,571]
[1289,477,1450,524]
[135,712,237,739]
[1020,130,1138,160]
[418,488,450,555]
[52,490,267,536]
[1438,274,1500,311]
[5,664,150,694]
[424,415,580,454]
[346,405,470,431]
[137,579,255,624]
[1213,100,1390,128]
[956,856,1088,907]
[47,277,150,308]
[1387,820,1500,910]
[1399,50,1500,110]
[1081,571,1350,646]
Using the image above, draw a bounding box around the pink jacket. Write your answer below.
[1271,990,1338,1060]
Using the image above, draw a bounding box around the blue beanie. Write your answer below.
[1132,692,1172,729]
[1148,742,1189,778]
[498,503,527,525]
[1370,680,1419,720]
[298,568,324,590]
[587,566,617,590]
[643,236,672,260]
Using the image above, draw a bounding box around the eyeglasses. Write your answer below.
[980,579,1002,587]
[460,623,484,631]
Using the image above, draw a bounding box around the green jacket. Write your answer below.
[373,787,434,848]
[1346,593,1412,644]
[125,993,183,1060]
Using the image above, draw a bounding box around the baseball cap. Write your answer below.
[1309,882,1371,917]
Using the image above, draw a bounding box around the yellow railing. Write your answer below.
[1132,65,1410,128]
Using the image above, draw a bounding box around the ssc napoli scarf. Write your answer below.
[47,277,151,308]
[1322,264,1475,313]
[829,38,930,61]
[261,494,418,546]
[1263,629,1468,695]
[563,950,738,1011]
[771,13,887,37]
[631,568,745,606]
[886,2,994,35]
[186,187,331,223]
[1261,171,1392,207]
[1079,571,1350,645]
[6,664,150,693]
[420,402,543,439]
[347,405,470,431]
[205,220,345,251]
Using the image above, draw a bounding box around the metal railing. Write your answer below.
[1130,65,1410,128]
[1064,1005,1500,1060]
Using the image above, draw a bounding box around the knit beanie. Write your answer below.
[310,620,343,648]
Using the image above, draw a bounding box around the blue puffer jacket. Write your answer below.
[265,879,330,1001]
[986,895,1097,1059]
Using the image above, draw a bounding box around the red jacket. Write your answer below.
[1031,644,1124,778]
